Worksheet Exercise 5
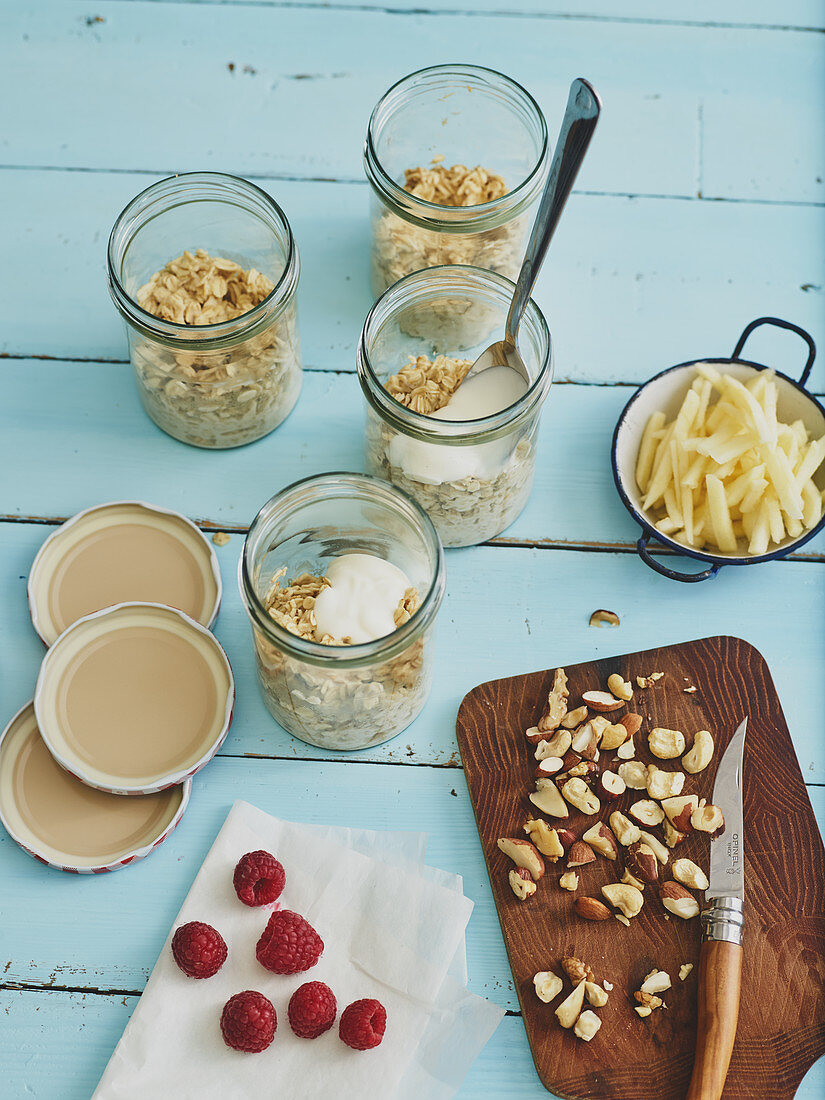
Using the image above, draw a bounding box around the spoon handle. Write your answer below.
[505,77,601,345]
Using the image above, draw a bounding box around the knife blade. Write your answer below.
[685,716,747,1100]
[706,716,747,900]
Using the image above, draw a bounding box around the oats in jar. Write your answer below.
[133,248,301,448]
[366,353,537,547]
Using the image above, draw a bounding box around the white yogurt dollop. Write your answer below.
[388,365,528,486]
[313,553,412,644]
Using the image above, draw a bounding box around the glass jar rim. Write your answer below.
[239,472,446,668]
[107,171,300,349]
[364,63,549,233]
[357,264,553,444]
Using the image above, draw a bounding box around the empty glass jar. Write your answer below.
[239,473,445,751]
[364,64,548,297]
[108,172,302,449]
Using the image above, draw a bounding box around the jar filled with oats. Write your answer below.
[364,64,548,298]
[239,473,445,751]
[357,265,552,548]
[107,172,302,448]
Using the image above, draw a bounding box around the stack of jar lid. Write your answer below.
[0,502,234,874]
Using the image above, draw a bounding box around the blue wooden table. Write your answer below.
[1,3,823,1096]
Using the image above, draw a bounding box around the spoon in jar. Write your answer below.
[465,77,601,387]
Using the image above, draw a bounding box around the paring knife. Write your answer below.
[686,716,747,1100]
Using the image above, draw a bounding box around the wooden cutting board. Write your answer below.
[456,636,825,1099]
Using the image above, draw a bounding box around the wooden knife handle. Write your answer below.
[686,939,743,1100]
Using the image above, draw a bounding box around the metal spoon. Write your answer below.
[468,77,601,383]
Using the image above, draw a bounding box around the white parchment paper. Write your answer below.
[93,802,503,1099]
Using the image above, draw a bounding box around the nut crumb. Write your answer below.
[212,531,231,546]
[679,964,694,981]
[615,913,631,927]
[636,672,664,688]
[589,608,620,628]
[684,685,698,693]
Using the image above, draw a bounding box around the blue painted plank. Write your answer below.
[108,0,825,32]
[2,360,824,556]
[2,4,824,203]
[0,170,823,383]
[1,521,824,780]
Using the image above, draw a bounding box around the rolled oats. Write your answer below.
[252,567,429,751]
[132,249,301,448]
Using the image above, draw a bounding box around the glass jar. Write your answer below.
[239,473,445,751]
[107,172,302,449]
[357,265,553,548]
[364,64,548,298]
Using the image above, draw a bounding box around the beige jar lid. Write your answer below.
[28,501,222,646]
[34,603,235,795]
[0,702,190,873]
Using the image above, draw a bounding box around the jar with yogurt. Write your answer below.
[107,172,302,449]
[239,473,445,751]
[357,265,553,547]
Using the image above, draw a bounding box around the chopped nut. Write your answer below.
[616,736,636,760]
[683,729,714,774]
[672,858,709,891]
[535,757,565,779]
[637,830,669,866]
[629,799,665,827]
[600,722,630,751]
[615,913,631,928]
[575,896,611,921]
[635,990,664,1010]
[625,842,659,884]
[567,841,596,869]
[561,706,588,729]
[684,685,698,694]
[581,690,624,713]
[618,713,643,738]
[660,881,701,919]
[555,980,586,1028]
[562,957,595,985]
[635,1004,652,1018]
[571,722,600,761]
[582,822,619,860]
[601,882,644,918]
[574,1009,602,1041]
[561,777,601,815]
[691,802,725,834]
[603,980,613,991]
[523,819,565,860]
[589,609,620,627]
[663,820,687,849]
[646,766,685,801]
[533,970,564,1003]
[598,771,626,801]
[661,794,698,833]
[537,668,569,733]
[607,673,633,701]
[585,982,609,1008]
[618,761,649,790]
[621,868,646,890]
[497,837,545,880]
[636,672,664,689]
[641,969,672,995]
[559,871,580,892]
[529,779,569,819]
[509,867,536,899]
[535,729,572,759]
[609,811,642,847]
[679,964,694,981]
[648,727,686,760]
[211,531,231,546]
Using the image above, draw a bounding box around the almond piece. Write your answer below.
[581,690,624,713]
[524,726,546,746]
[582,821,619,861]
[618,713,643,738]
[629,799,665,827]
[535,757,564,778]
[497,837,546,880]
[555,828,577,851]
[660,881,700,919]
[574,896,611,921]
[567,841,596,869]
[598,771,626,801]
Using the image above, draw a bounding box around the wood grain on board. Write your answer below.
[456,636,825,1099]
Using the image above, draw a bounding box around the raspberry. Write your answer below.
[220,990,276,1053]
[233,850,286,908]
[339,998,387,1051]
[288,981,337,1039]
[256,910,323,975]
[171,921,227,979]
